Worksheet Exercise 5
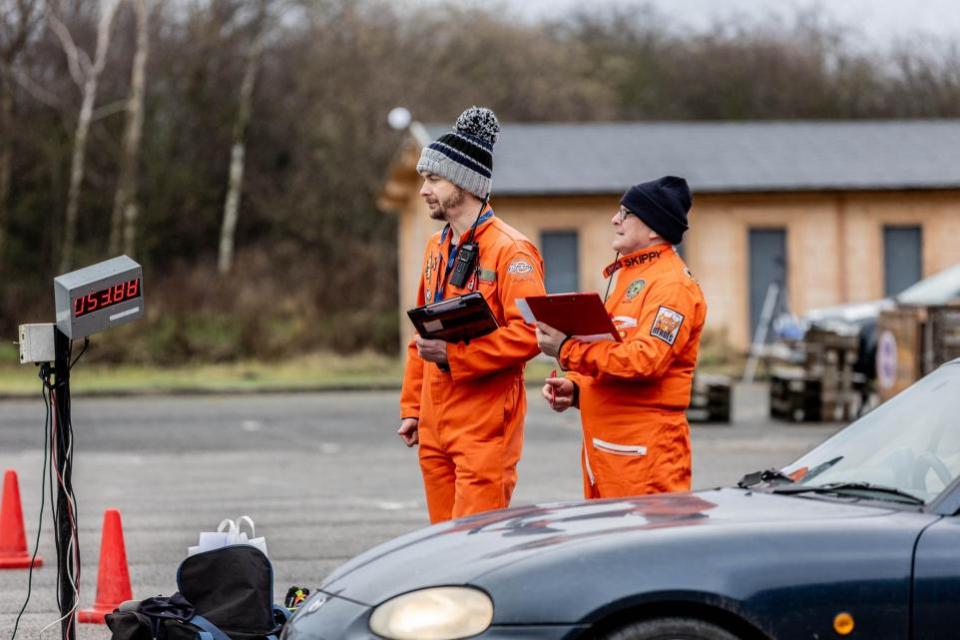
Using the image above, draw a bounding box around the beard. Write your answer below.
[428,187,465,220]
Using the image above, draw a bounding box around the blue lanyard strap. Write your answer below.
[434,210,493,302]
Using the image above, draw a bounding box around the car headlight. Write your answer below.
[368,586,493,640]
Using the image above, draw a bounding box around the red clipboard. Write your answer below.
[518,293,621,342]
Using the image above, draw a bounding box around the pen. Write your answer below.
[550,369,557,404]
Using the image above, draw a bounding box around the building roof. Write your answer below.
[421,120,960,196]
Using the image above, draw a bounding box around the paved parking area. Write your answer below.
[0,385,841,638]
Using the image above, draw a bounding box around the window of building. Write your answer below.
[541,231,579,293]
[883,226,923,297]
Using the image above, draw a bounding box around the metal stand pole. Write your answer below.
[53,328,76,640]
[744,282,780,384]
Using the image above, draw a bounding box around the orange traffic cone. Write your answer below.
[78,509,133,623]
[0,469,43,569]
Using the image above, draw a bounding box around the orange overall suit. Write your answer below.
[560,244,707,499]
[401,209,546,523]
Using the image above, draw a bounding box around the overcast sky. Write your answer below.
[428,0,960,50]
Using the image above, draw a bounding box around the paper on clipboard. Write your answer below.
[516,299,536,324]
[517,293,621,342]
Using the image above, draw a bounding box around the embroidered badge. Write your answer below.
[478,268,497,283]
[612,316,639,330]
[507,259,533,275]
[424,253,437,284]
[625,279,646,300]
[651,306,684,345]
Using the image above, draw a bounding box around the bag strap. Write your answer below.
[236,515,255,538]
[216,518,237,534]
[189,615,232,640]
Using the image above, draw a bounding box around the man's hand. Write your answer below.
[415,336,448,366]
[397,418,419,447]
[542,377,576,412]
[536,323,567,358]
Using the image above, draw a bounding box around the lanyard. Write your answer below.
[432,209,493,303]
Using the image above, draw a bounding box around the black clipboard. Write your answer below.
[407,293,499,343]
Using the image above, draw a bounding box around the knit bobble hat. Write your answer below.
[620,176,693,244]
[416,106,501,199]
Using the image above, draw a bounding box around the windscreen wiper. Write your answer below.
[771,481,924,505]
[737,469,795,488]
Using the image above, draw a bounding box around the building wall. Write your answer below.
[393,189,960,353]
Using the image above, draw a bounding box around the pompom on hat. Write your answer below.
[417,106,501,199]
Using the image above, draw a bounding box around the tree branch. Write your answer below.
[46,7,90,86]
[92,98,128,121]
[0,57,62,109]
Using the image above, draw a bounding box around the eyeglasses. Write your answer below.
[614,207,636,223]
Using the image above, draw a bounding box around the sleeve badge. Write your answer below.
[507,258,534,276]
[650,306,685,345]
[625,279,646,300]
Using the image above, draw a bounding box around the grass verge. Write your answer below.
[0,349,566,398]
[0,350,404,397]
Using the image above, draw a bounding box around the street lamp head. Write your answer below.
[387,107,412,130]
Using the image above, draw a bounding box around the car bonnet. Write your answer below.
[317,488,899,606]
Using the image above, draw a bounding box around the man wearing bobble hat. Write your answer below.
[537,176,707,499]
[398,106,546,523]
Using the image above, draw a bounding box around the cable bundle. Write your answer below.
[10,337,88,640]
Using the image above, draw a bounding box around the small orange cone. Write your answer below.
[78,509,132,623]
[0,469,43,569]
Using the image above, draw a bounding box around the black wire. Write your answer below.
[69,338,89,370]
[463,195,489,246]
[10,369,53,640]
[603,251,620,304]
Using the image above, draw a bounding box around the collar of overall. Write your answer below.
[602,243,670,278]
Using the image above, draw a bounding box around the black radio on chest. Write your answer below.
[449,242,478,288]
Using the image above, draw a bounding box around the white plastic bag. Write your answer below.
[187,515,268,557]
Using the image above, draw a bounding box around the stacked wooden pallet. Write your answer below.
[877,305,960,402]
[769,328,863,423]
[769,369,822,422]
[804,328,862,422]
[687,374,732,423]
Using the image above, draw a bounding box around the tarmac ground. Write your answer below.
[0,384,842,638]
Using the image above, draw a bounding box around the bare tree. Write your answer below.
[53,0,120,273]
[109,0,149,257]
[0,0,44,269]
[217,4,267,276]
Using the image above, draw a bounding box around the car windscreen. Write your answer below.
[782,363,960,504]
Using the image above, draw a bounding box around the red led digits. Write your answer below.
[72,278,141,318]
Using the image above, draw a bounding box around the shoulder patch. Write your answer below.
[650,306,684,345]
[507,258,534,276]
[625,279,646,300]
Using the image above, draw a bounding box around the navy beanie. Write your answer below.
[620,176,692,244]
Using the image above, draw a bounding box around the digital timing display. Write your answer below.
[72,278,141,318]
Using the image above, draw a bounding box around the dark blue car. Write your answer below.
[283,361,960,640]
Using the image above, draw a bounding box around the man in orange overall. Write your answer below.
[399,107,546,523]
[537,176,707,498]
